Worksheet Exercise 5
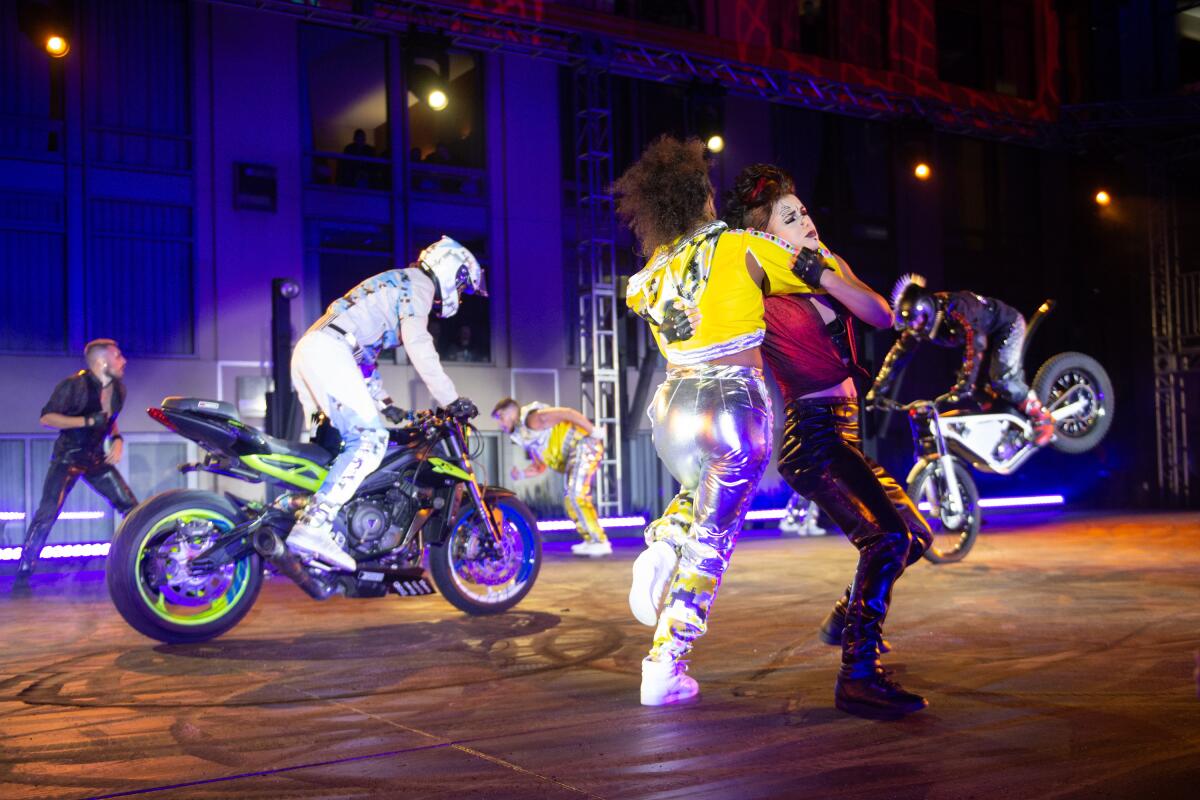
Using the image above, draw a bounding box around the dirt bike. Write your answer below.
[872,300,1115,564]
[106,397,541,644]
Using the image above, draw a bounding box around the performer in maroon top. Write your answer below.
[726,164,933,718]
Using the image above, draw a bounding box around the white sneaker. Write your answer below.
[640,657,699,706]
[629,540,678,626]
[287,523,357,572]
[571,540,613,558]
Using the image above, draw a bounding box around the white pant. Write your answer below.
[290,330,388,524]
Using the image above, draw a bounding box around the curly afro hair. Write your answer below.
[723,163,796,231]
[613,135,714,256]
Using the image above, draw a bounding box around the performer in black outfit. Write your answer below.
[870,275,1055,445]
[725,164,933,716]
[14,339,137,584]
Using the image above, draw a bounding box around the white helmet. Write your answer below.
[417,236,486,319]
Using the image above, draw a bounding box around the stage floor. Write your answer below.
[2,512,1199,799]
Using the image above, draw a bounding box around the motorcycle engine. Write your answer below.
[341,490,415,556]
[993,424,1025,462]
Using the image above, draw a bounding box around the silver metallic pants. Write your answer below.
[563,436,606,543]
[644,365,773,662]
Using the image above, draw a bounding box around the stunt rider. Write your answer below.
[871,275,1055,446]
[15,339,138,586]
[289,237,484,572]
[493,399,611,557]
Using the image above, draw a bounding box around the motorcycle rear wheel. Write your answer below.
[908,459,981,564]
[428,495,541,615]
[107,489,263,644]
[1032,352,1115,455]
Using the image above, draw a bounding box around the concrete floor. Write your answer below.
[1,512,1199,799]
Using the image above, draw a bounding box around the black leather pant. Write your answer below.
[777,398,932,675]
[17,457,138,576]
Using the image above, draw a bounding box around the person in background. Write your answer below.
[15,339,138,587]
[493,399,610,557]
[779,493,827,537]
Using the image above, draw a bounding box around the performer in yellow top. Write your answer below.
[492,399,611,557]
[614,135,829,706]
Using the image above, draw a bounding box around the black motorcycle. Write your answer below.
[106,397,541,644]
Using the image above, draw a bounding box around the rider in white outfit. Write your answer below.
[288,237,485,571]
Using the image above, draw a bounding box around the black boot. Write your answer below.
[818,586,891,653]
[835,530,925,718]
[12,522,50,591]
[835,665,928,718]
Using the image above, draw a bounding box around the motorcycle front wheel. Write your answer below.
[908,458,981,564]
[107,489,263,644]
[427,495,541,615]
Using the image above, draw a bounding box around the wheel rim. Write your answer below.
[920,468,977,558]
[135,509,253,626]
[447,502,536,604]
[1045,368,1105,438]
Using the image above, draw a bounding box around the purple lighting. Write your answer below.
[537,516,646,532]
[0,511,107,521]
[0,542,111,561]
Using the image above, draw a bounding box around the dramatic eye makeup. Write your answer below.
[779,204,800,225]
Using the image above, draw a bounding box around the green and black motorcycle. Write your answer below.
[106,397,541,644]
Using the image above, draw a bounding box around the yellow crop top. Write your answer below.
[510,402,583,473]
[625,221,842,365]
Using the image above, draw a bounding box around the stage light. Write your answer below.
[278,279,300,299]
[1094,190,1111,207]
[706,134,725,153]
[45,34,68,57]
[428,89,448,111]
[914,162,931,180]
[537,516,646,532]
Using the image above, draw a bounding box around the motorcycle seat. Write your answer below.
[259,433,337,467]
[162,396,240,421]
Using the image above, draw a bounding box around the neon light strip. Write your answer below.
[0,511,107,521]
[537,515,646,532]
[917,494,1065,511]
[0,542,111,561]
[745,509,787,521]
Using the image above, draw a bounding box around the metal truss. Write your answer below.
[1147,159,1192,505]
[572,65,622,516]
[206,0,1059,146]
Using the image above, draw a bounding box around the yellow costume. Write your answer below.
[511,402,606,544]
[626,221,832,663]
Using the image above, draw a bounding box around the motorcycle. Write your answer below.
[872,300,1115,563]
[106,397,542,644]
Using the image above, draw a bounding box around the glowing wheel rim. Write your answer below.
[135,509,252,626]
[447,503,536,604]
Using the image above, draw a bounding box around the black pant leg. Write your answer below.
[83,463,139,514]
[18,461,82,576]
[778,400,914,671]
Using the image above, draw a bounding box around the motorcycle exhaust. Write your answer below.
[253,529,338,601]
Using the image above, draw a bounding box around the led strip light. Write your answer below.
[0,498,1064,562]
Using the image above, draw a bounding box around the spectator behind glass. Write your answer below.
[339,128,375,187]
[444,324,484,362]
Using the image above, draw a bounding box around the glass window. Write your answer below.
[407,50,484,170]
[0,439,25,547]
[304,219,394,310]
[301,25,391,190]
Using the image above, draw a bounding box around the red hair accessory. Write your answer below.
[747,176,770,202]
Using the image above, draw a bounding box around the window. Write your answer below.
[0,191,66,352]
[407,49,484,172]
[301,25,391,190]
[0,435,190,547]
[84,0,192,171]
[304,218,394,311]
[86,198,195,356]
